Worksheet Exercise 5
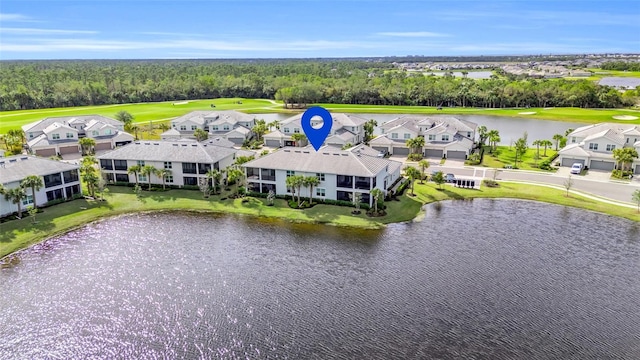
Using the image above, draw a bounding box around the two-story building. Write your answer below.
[263,113,367,148]
[162,110,257,144]
[558,123,640,173]
[0,155,81,217]
[370,115,476,159]
[22,115,133,157]
[242,145,402,207]
[97,140,240,187]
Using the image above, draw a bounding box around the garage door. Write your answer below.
[447,150,467,159]
[424,149,443,158]
[372,146,388,155]
[392,147,410,155]
[589,160,615,171]
[636,164,640,174]
[561,158,585,167]
[265,139,281,148]
[35,148,56,157]
[95,142,112,151]
[228,137,244,145]
[59,145,79,155]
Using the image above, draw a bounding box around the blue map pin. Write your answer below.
[301,106,333,151]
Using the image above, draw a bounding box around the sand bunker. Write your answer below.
[612,115,639,120]
[173,101,190,105]
[518,111,537,115]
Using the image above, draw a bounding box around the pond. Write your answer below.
[1,200,639,359]
[254,113,584,145]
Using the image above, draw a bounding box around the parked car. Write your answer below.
[570,163,583,175]
[445,173,456,183]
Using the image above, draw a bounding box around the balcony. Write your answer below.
[246,167,260,180]
[260,169,276,181]
[355,176,371,190]
[336,175,353,188]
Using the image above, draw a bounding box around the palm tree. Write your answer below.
[267,120,280,131]
[532,140,542,158]
[0,183,5,196]
[613,147,639,172]
[155,168,172,190]
[140,165,156,190]
[303,176,320,205]
[7,129,26,150]
[632,189,640,213]
[488,130,500,153]
[193,128,208,142]
[82,171,99,198]
[290,133,307,147]
[20,175,43,210]
[127,164,142,186]
[552,134,564,151]
[226,167,245,197]
[252,120,268,142]
[404,166,421,196]
[79,137,96,155]
[370,188,383,213]
[158,123,170,132]
[4,186,27,218]
[206,169,222,194]
[477,125,488,146]
[286,175,304,206]
[418,159,429,184]
[364,119,378,144]
[541,140,553,156]
[406,136,425,155]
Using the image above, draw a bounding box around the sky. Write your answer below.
[0,0,638,60]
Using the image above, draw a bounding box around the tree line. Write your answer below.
[0,60,636,111]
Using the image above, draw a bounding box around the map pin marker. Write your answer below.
[301,106,333,151]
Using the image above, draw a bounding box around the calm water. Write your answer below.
[1,200,639,359]
[255,113,583,145]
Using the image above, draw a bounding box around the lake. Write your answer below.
[1,200,639,359]
[254,113,584,145]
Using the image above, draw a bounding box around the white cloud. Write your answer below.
[139,31,204,37]
[0,13,33,22]
[0,27,98,35]
[377,31,450,38]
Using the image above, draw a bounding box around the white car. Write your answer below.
[570,163,583,175]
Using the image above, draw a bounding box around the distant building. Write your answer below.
[263,113,367,148]
[162,110,256,144]
[598,77,640,90]
[0,155,81,217]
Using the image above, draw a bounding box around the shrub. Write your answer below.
[482,179,500,187]
[407,153,423,161]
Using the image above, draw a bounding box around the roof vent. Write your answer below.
[182,144,187,147]
[303,151,309,154]
[153,143,159,145]
[172,144,178,146]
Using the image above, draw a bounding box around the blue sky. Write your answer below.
[1,0,638,59]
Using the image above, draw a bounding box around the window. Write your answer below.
[404,133,411,139]
[294,128,300,133]
[137,160,145,166]
[138,174,147,182]
[66,132,74,138]
[223,125,230,131]
[391,133,398,139]
[212,126,219,131]
[29,132,34,139]
[572,137,576,143]
[316,188,326,197]
[166,175,174,183]
[105,129,112,135]
[428,134,436,141]
[114,160,128,171]
[627,138,630,144]
[284,127,290,133]
[22,194,33,206]
[63,170,79,183]
[100,159,113,170]
[182,162,197,174]
[467,132,471,138]
[92,131,99,136]
[286,170,295,177]
[191,125,197,131]
[164,161,172,169]
[316,173,325,181]
[52,134,60,140]
[606,144,616,151]
[180,125,187,131]
[115,173,129,182]
[589,143,598,150]
[442,135,450,141]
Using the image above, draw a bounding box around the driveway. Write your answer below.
[583,169,613,181]
[442,158,466,168]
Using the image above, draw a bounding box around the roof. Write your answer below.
[381,115,476,135]
[622,126,640,136]
[331,113,367,127]
[264,129,288,140]
[43,122,77,135]
[569,123,637,139]
[346,143,383,157]
[0,156,79,184]
[27,134,77,148]
[171,111,212,126]
[242,147,401,177]
[558,143,591,157]
[22,115,122,133]
[97,140,237,164]
[369,134,395,146]
[598,77,640,89]
[84,119,117,132]
[206,110,256,126]
[583,128,624,145]
[202,137,235,148]
[161,129,181,136]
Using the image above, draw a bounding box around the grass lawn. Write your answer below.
[2,98,639,134]
[481,146,558,171]
[3,180,639,259]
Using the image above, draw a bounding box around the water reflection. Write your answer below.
[1,199,639,359]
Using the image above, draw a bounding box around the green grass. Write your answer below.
[481,146,558,171]
[3,181,639,259]
[2,98,640,134]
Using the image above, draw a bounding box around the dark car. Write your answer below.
[445,173,456,183]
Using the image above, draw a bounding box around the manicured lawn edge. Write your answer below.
[2,182,639,260]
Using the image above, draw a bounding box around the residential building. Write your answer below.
[162,110,257,144]
[242,145,402,206]
[370,115,476,159]
[0,155,81,217]
[22,115,133,157]
[559,123,640,173]
[97,140,240,187]
[263,113,367,148]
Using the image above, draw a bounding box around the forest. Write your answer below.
[0,59,637,111]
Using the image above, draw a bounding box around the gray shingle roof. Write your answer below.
[97,140,237,163]
[242,147,401,177]
[0,156,79,184]
[22,115,122,133]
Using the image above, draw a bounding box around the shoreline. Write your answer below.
[2,182,639,261]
